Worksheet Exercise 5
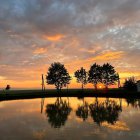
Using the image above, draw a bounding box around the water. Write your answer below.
[0,97,140,140]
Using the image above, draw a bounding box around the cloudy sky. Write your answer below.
[0,0,140,89]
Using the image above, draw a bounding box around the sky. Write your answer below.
[0,0,140,89]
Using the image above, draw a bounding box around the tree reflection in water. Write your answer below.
[76,98,89,121]
[41,98,45,114]
[126,98,140,109]
[89,98,122,125]
[45,97,123,128]
[45,98,72,128]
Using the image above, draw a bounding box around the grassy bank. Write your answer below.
[0,88,140,101]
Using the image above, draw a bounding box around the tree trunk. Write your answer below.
[118,79,121,88]
[41,74,45,91]
[57,87,59,94]
[96,97,99,108]
[67,85,68,93]
[105,84,108,89]
[59,87,62,93]
[82,83,84,91]
[94,84,97,91]
[119,98,122,109]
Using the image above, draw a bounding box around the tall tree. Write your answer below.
[101,63,119,89]
[88,63,101,90]
[46,62,71,92]
[74,67,88,90]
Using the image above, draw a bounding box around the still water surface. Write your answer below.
[0,97,140,140]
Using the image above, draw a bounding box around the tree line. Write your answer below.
[46,62,119,92]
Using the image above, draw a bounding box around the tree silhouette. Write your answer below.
[101,63,119,89]
[45,98,72,128]
[5,85,11,90]
[123,77,137,91]
[74,67,88,91]
[88,63,101,90]
[46,62,71,92]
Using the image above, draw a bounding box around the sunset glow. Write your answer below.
[99,86,102,89]
[0,0,140,89]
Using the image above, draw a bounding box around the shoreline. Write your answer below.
[0,89,140,101]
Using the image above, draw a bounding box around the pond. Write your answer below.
[0,97,140,140]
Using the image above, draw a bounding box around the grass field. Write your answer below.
[0,88,140,101]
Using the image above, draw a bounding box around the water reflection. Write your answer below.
[89,98,122,125]
[75,97,122,125]
[44,97,123,128]
[1,97,140,140]
[76,98,89,121]
[126,98,140,109]
[41,98,45,114]
[45,97,72,128]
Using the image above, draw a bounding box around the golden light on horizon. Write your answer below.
[99,85,102,89]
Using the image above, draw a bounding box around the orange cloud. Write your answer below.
[92,51,124,61]
[66,51,124,68]
[33,48,47,54]
[42,34,64,41]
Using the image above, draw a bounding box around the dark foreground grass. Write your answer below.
[0,88,140,101]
